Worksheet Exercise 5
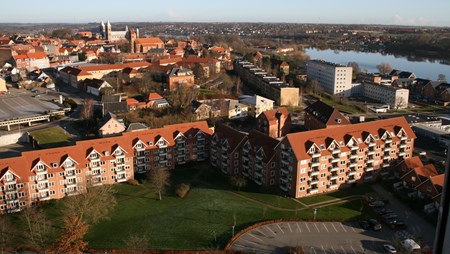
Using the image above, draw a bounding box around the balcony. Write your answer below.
[382,163,390,168]
[90,164,101,170]
[40,194,51,201]
[90,156,100,162]
[328,174,338,180]
[221,154,228,160]
[281,167,289,175]
[67,191,79,196]
[385,139,392,143]
[368,142,376,147]
[329,166,339,172]
[117,177,127,183]
[400,136,407,141]
[399,152,406,157]
[347,179,356,184]
[5,188,17,195]
[308,188,319,194]
[65,182,77,188]
[221,161,228,168]
[349,162,358,168]
[255,171,263,178]
[367,150,375,156]
[350,154,358,159]
[4,178,16,184]
[38,185,50,192]
[281,150,290,157]
[115,167,126,173]
[328,183,338,189]
[347,170,357,176]
[280,177,289,183]
[384,147,391,152]
[399,144,407,149]
[330,157,340,163]
[255,178,262,186]
[115,153,125,159]
[310,161,320,168]
[351,146,358,150]
[280,184,288,192]
[331,148,340,154]
[383,155,391,160]
[365,167,374,172]
[311,153,321,158]
[242,170,249,177]
[92,181,103,186]
[309,178,319,184]
[36,177,48,183]
[366,159,374,164]
[309,170,320,176]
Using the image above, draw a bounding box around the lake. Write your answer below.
[305,48,450,81]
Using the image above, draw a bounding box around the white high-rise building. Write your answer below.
[307,60,353,97]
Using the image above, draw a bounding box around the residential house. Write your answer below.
[256,107,291,139]
[101,94,129,115]
[11,52,50,70]
[147,93,169,108]
[79,78,113,96]
[304,100,350,130]
[167,67,195,91]
[239,95,274,118]
[98,112,126,137]
[132,37,164,53]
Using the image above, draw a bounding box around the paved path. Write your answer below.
[371,184,436,247]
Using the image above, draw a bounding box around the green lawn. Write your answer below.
[298,184,375,205]
[312,95,363,114]
[29,127,72,148]
[9,163,370,250]
[199,88,217,95]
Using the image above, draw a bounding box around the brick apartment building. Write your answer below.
[210,117,415,198]
[0,121,212,214]
[256,107,291,139]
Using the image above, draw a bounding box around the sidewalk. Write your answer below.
[371,184,436,247]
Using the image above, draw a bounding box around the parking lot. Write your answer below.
[229,221,395,254]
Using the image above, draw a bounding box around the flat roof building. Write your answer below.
[307,60,353,97]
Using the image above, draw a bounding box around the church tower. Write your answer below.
[100,21,105,38]
[129,28,137,53]
[106,20,112,41]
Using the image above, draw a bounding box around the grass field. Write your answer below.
[298,184,375,205]
[29,127,72,148]
[312,95,363,114]
[9,163,370,250]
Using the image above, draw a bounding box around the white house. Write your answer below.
[80,78,113,96]
[239,95,274,117]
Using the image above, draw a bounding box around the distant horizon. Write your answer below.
[1,0,449,27]
[0,21,448,29]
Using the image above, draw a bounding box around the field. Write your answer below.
[9,163,372,250]
[29,126,72,148]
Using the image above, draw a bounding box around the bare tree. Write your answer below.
[230,176,247,191]
[376,62,392,74]
[310,80,323,98]
[124,233,150,254]
[147,169,171,201]
[395,97,406,110]
[62,184,117,225]
[0,216,15,254]
[53,214,88,254]
[347,61,360,78]
[22,207,55,253]
[438,74,446,82]
[80,98,95,120]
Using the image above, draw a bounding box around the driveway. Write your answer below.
[229,221,395,254]
[371,184,436,248]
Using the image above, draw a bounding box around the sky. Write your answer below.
[1,0,450,27]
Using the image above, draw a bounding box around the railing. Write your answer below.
[308,188,319,194]
[309,170,320,176]
[365,167,374,172]
[350,154,358,159]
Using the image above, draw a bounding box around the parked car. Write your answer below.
[382,213,398,220]
[369,201,385,208]
[359,220,370,230]
[400,239,421,252]
[368,219,382,231]
[375,208,394,215]
[383,244,397,253]
[387,220,407,230]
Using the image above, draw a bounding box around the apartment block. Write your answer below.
[279,117,415,198]
[234,60,299,106]
[306,60,353,97]
[0,121,212,214]
[363,83,409,109]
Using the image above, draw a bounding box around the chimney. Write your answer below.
[275,110,282,138]
[59,95,63,104]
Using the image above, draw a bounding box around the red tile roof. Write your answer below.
[148,92,163,101]
[285,117,415,160]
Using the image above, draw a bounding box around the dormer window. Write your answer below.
[104,151,110,156]
[136,142,143,148]
[51,162,58,168]
[148,141,153,146]
[116,149,123,156]
[65,160,73,167]
[90,153,98,159]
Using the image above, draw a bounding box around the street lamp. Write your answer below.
[313,208,317,221]
[232,225,235,237]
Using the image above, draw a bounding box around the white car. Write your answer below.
[383,244,397,253]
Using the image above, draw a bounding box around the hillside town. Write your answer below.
[0,15,450,254]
